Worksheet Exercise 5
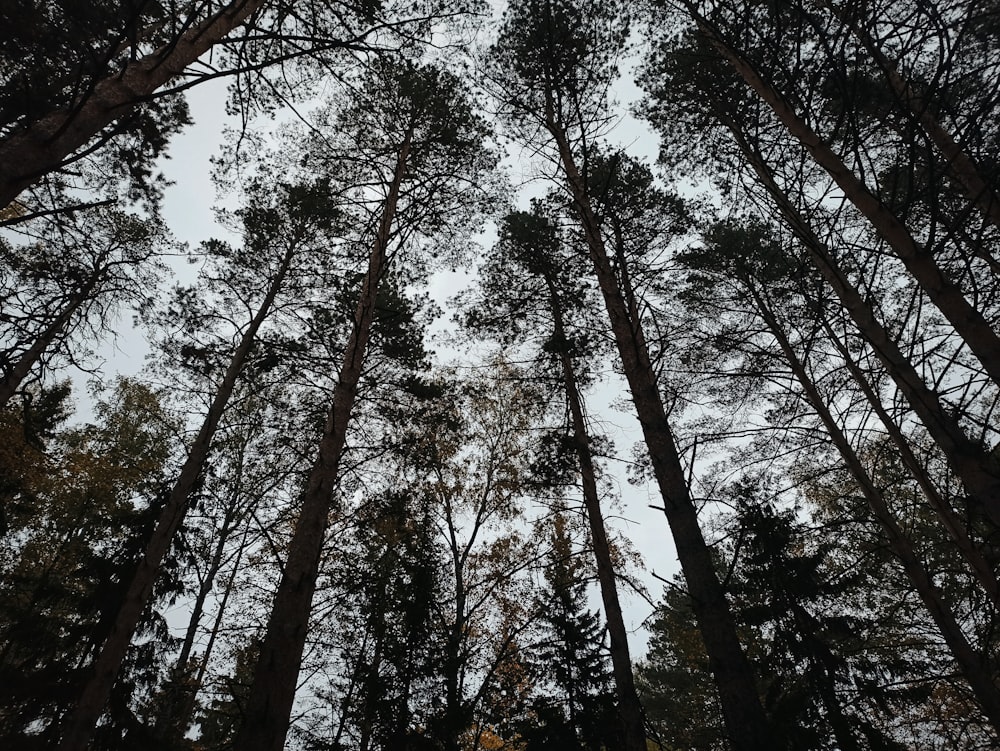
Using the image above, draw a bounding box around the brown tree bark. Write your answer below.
[543,103,773,749]
[745,278,1000,734]
[57,240,296,751]
[690,7,1000,390]
[0,0,269,209]
[232,128,412,751]
[542,273,647,751]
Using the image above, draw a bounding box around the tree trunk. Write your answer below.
[156,490,246,740]
[177,521,254,736]
[690,7,1000,390]
[0,0,268,208]
[843,9,1000,234]
[232,128,412,751]
[57,241,296,751]
[544,105,773,749]
[747,279,1000,734]
[544,274,647,751]
[717,107,1000,529]
[0,272,101,408]
[818,312,1000,608]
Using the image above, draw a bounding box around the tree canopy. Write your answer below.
[3,1,1000,749]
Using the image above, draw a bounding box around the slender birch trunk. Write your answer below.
[156,494,246,739]
[233,128,412,751]
[57,241,296,751]
[180,521,253,733]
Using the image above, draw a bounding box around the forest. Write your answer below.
[2,0,1000,749]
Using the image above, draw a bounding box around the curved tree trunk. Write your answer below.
[233,128,412,751]
[57,241,296,751]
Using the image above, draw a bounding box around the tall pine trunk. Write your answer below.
[745,277,1000,734]
[543,104,773,749]
[57,241,296,751]
[233,128,412,751]
[718,108,1000,529]
[0,0,268,208]
[689,7,1000,390]
[543,273,647,751]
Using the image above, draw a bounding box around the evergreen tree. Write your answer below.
[519,513,619,751]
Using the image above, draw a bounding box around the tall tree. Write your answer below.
[638,26,1000,530]
[57,179,342,751]
[0,380,180,749]
[487,7,773,739]
[678,220,1000,735]
[518,512,620,751]
[463,203,648,751]
[234,56,494,751]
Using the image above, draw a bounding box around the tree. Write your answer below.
[234,56,495,751]
[676,220,1000,734]
[637,580,727,751]
[0,207,170,408]
[487,6,772,739]
[463,202,648,751]
[57,179,342,751]
[518,513,619,751]
[638,21,1000,531]
[0,379,180,749]
[0,0,266,210]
